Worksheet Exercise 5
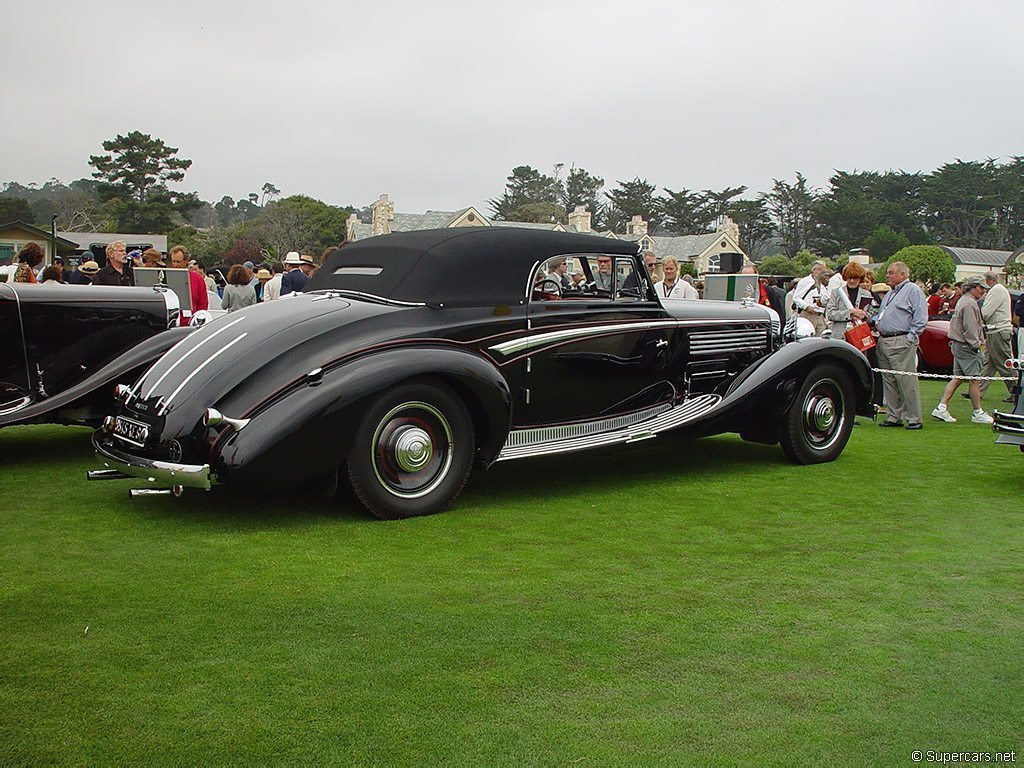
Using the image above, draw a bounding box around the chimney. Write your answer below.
[371,194,394,236]
[626,215,648,237]
[716,215,739,244]
[346,212,361,242]
[568,205,592,233]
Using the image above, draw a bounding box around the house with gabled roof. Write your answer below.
[346,195,749,275]
[0,221,78,266]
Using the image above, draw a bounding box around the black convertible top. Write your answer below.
[305,228,640,306]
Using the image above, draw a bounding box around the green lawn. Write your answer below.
[1,380,1021,765]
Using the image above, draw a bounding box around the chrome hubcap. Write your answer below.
[371,401,454,499]
[810,398,835,431]
[393,426,433,472]
[802,378,845,450]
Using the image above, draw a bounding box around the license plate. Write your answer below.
[114,416,149,447]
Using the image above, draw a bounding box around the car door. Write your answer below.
[519,253,681,427]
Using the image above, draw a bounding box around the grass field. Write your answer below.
[1,380,1021,765]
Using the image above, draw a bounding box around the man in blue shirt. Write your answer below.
[874,260,929,429]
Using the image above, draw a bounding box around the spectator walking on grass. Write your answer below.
[875,260,928,429]
[978,271,1014,404]
[931,276,993,424]
[221,264,257,313]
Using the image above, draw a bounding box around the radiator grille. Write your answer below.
[689,327,768,355]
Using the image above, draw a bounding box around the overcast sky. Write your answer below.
[4,0,1022,215]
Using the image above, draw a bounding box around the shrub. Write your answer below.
[884,245,955,285]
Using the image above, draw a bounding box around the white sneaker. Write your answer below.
[971,411,994,424]
[932,407,956,423]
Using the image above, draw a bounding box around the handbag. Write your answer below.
[845,320,876,351]
[837,286,876,351]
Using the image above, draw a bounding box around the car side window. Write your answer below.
[531,255,613,302]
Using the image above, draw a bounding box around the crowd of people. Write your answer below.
[779,259,1018,429]
[1,241,323,319]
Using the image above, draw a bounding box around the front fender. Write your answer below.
[0,326,192,428]
[723,337,873,415]
[213,346,511,486]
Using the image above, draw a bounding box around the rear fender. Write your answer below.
[214,346,511,484]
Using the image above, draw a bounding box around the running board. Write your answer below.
[495,394,721,462]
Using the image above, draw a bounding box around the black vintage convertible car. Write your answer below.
[1,283,189,429]
[91,228,873,518]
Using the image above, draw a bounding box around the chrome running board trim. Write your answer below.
[502,402,672,448]
[495,394,721,462]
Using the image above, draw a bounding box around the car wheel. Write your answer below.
[347,381,475,520]
[779,363,855,465]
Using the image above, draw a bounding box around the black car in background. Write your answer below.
[93,228,874,518]
[1,283,189,429]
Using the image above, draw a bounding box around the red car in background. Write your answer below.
[918,319,953,372]
[918,289,1022,373]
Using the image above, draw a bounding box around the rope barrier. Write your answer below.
[871,368,1017,382]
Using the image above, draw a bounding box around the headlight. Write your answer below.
[783,315,816,342]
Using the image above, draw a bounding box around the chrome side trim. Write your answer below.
[158,331,248,414]
[495,394,721,462]
[504,403,672,448]
[490,319,769,357]
[141,314,248,399]
[314,290,427,308]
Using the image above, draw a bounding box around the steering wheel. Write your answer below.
[534,277,562,299]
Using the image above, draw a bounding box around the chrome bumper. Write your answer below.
[993,410,1024,448]
[91,431,212,491]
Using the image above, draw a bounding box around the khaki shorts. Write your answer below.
[950,340,984,378]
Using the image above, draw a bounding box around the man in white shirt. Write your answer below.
[979,271,1014,402]
[792,260,829,335]
[263,262,284,301]
[654,256,697,299]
